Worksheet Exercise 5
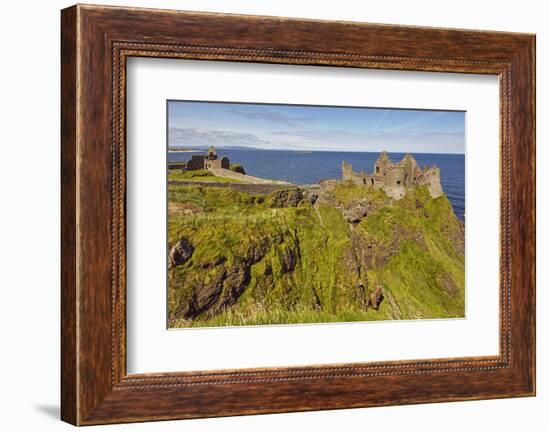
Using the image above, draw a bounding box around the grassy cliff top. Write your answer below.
[330,180,390,206]
[168,169,242,183]
[167,181,465,327]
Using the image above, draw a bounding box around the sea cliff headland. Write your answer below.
[167,148,465,327]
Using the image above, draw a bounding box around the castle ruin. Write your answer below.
[172,146,291,185]
[172,148,443,198]
[182,146,230,171]
[334,151,443,200]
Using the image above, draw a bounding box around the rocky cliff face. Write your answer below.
[167,180,465,327]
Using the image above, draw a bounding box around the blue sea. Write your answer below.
[169,148,465,222]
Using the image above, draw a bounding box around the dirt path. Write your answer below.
[313,203,325,228]
[209,167,292,185]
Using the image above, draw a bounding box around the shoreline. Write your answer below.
[168,149,203,153]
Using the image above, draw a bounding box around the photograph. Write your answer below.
[0,0,541,428]
[166,101,466,328]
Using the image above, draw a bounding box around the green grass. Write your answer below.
[330,180,389,206]
[168,169,242,183]
[167,182,465,327]
[354,187,465,320]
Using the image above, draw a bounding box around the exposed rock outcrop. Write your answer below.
[338,199,383,224]
[280,247,298,273]
[368,284,384,310]
[174,236,286,319]
[268,189,305,207]
[343,230,390,312]
[183,267,226,318]
[230,163,246,174]
[303,190,319,205]
[169,238,194,267]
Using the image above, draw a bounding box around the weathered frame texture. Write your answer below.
[61,4,536,426]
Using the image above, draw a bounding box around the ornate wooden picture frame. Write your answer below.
[61,4,535,425]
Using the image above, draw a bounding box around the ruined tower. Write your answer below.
[207,145,217,160]
[338,152,444,200]
[374,151,392,176]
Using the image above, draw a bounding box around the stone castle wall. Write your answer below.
[338,152,443,200]
[182,147,230,172]
[204,156,230,170]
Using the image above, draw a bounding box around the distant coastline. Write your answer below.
[168,144,465,155]
[168,147,203,153]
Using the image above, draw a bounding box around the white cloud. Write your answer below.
[169,127,270,148]
[228,108,318,127]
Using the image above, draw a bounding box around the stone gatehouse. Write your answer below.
[183,146,230,171]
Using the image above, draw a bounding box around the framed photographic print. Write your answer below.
[61,4,535,425]
[164,100,465,329]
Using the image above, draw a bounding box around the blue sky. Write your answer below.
[168,101,465,154]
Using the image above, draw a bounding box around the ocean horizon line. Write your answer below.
[168,145,465,156]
